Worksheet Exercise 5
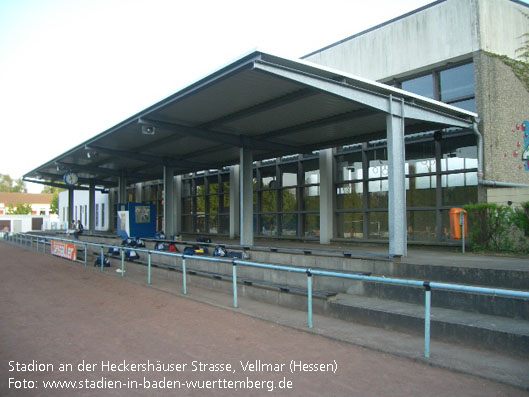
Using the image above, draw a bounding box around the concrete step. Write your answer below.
[349,281,529,320]
[328,293,529,358]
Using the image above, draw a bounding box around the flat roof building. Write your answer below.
[24,0,528,255]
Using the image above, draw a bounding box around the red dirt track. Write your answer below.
[0,243,524,396]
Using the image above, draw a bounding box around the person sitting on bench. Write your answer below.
[74,220,84,239]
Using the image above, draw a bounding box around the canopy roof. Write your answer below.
[24,51,476,189]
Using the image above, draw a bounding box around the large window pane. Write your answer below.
[368,212,388,239]
[440,63,474,102]
[261,190,277,212]
[406,177,436,207]
[402,74,434,98]
[336,152,362,182]
[407,210,437,241]
[260,166,276,189]
[282,188,297,212]
[281,163,297,187]
[303,159,320,184]
[259,215,277,236]
[337,212,363,238]
[304,186,320,210]
[304,214,320,238]
[208,215,218,234]
[281,214,297,236]
[336,183,363,210]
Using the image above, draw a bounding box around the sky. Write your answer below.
[0,0,455,192]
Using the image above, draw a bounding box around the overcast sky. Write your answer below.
[0,0,488,192]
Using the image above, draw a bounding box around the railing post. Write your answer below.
[232,261,238,308]
[424,281,431,358]
[100,247,104,272]
[307,269,313,329]
[84,243,87,265]
[30,236,33,249]
[36,238,39,252]
[148,251,151,285]
[182,257,187,295]
[121,248,125,277]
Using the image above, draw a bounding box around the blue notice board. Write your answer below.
[117,203,156,238]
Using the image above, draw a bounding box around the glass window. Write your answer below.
[281,214,297,236]
[101,204,105,227]
[183,215,193,233]
[449,98,475,112]
[95,204,99,227]
[406,177,436,207]
[208,215,217,234]
[407,210,437,241]
[259,214,277,236]
[261,190,277,212]
[281,163,298,187]
[282,188,297,212]
[337,212,363,239]
[336,152,362,182]
[440,63,474,102]
[304,187,320,211]
[304,214,320,238]
[368,212,388,239]
[209,195,219,214]
[336,183,363,210]
[218,215,229,234]
[303,159,320,185]
[402,74,434,98]
[182,198,192,214]
[260,166,276,189]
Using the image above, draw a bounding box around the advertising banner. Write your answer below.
[51,240,77,261]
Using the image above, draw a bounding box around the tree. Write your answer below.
[0,174,27,193]
[41,185,63,214]
[7,203,33,215]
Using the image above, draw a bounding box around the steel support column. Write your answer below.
[387,101,407,257]
[319,149,335,244]
[67,188,74,226]
[89,183,96,235]
[230,165,240,239]
[164,166,175,237]
[118,174,128,205]
[175,175,182,234]
[239,149,253,246]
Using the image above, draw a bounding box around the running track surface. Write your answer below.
[0,243,525,396]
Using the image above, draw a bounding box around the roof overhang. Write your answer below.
[24,51,477,189]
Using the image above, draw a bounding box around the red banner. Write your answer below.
[51,240,77,261]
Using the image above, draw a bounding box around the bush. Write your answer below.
[512,202,529,237]
[462,203,515,251]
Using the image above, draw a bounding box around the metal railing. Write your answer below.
[3,232,529,359]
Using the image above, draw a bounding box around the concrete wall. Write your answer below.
[487,187,529,206]
[0,215,60,232]
[478,0,529,59]
[304,0,528,82]
[304,0,479,81]
[474,51,529,184]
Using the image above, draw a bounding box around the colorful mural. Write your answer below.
[506,121,529,171]
[523,121,529,171]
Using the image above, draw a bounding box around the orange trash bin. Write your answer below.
[449,208,467,239]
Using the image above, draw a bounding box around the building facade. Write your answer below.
[56,0,529,245]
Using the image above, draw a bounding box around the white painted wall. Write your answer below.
[0,214,60,233]
[58,190,110,231]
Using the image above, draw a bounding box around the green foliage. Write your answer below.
[463,202,529,254]
[462,203,514,251]
[41,185,63,214]
[0,174,27,193]
[512,202,529,237]
[7,203,33,215]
